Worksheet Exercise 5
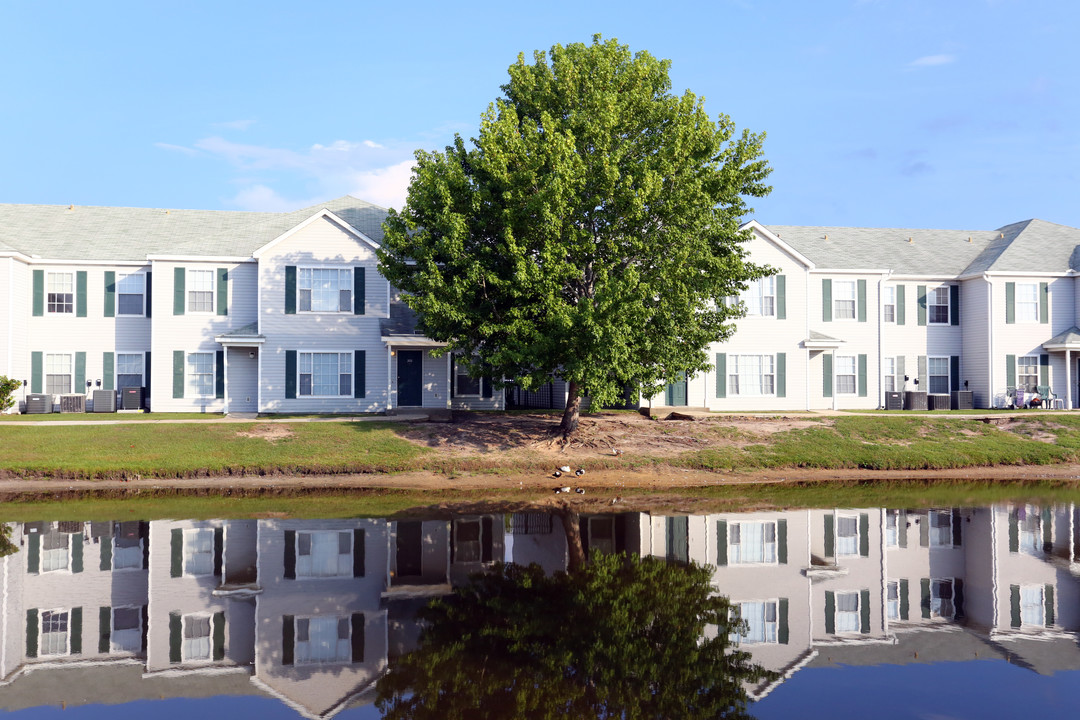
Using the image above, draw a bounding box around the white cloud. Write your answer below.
[345,160,415,209]
[908,54,956,68]
[154,142,202,157]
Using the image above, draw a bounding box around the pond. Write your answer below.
[2,503,1080,718]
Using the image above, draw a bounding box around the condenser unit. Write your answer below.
[92,389,116,413]
[25,394,51,414]
[121,386,144,410]
[59,394,86,413]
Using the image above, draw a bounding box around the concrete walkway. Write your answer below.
[0,412,431,427]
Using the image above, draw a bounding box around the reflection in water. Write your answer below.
[0,504,1079,717]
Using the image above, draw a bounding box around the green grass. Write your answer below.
[0,412,226,422]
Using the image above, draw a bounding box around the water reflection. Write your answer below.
[1,504,1079,716]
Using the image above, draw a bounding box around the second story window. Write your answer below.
[739,277,775,316]
[1016,283,1039,323]
[299,268,352,312]
[47,272,73,314]
[883,286,896,322]
[183,528,215,576]
[117,273,145,315]
[728,521,777,564]
[296,531,353,578]
[834,280,856,320]
[929,287,950,324]
[188,270,214,312]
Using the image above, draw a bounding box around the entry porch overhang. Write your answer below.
[802,330,845,350]
[214,322,266,346]
[1041,326,1080,410]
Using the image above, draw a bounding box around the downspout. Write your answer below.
[986,274,994,408]
[805,266,811,412]
[256,260,262,413]
[387,346,393,411]
[879,272,890,408]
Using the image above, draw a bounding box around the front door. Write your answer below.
[397,350,423,406]
[396,520,423,578]
[665,373,687,406]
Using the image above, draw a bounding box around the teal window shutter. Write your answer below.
[102,352,114,391]
[897,357,906,391]
[822,279,832,322]
[285,266,297,315]
[921,578,932,619]
[920,513,930,546]
[351,613,365,662]
[1006,354,1016,388]
[32,269,44,316]
[896,285,906,325]
[169,612,182,663]
[777,519,787,564]
[282,615,295,666]
[918,355,927,389]
[212,611,226,660]
[824,591,835,635]
[898,510,908,547]
[70,607,82,654]
[952,508,963,547]
[1010,585,1021,627]
[145,271,152,318]
[354,350,366,398]
[857,354,867,397]
[172,351,184,399]
[917,285,927,326]
[823,514,835,557]
[354,267,366,315]
[170,528,183,577]
[100,534,112,571]
[72,532,84,573]
[715,353,726,398]
[145,351,152,398]
[215,350,225,399]
[857,279,867,322]
[76,271,87,317]
[214,527,224,576]
[284,530,296,579]
[1042,507,1052,550]
[75,352,86,393]
[776,353,786,398]
[103,271,117,318]
[31,351,43,394]
[173,268,185,315]
[950,284,960,325]
[716,520,727,566]
[1039,354,1049,386]
[1040,282,1049,324]
[285,351,297,399]
[1045,584,1055,627]
[899,578,910,620]
[353,529,366,577]
[27,532,40,573]
[216,268,228,316]
[860,589,871,633]
[99,606,111,653]
[951,356,960,393]
[1005,282,1015,324]
[859,513,869,556]
[778,598,789,644]
[776,275,786,319]
[822,353,833,398]
[26,609,39,658]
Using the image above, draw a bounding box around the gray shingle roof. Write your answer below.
[0,196,388,262]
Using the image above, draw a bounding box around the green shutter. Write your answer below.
[27,533,40,574]
[1045,584,1055,627]
[72,532,83,573]
[952,508,963,547]
[354,350,366,399]
[898,510,908,548]
[954,578,965,619]
[26,609,39,658]
[822,353,833,398]
[100,534,112,571]
[950,284,960,326]
[75,352,86,393]
[859,513,869,557]
[104,271,116,317]
[212,611,225,660]
[824,514,835,557]
[857,279,867,322]
[32,269,44,316]
[70,607,82,654]
[285,350,297,399]
[31,351,43,394]
[351,613,365,663]
[921,578,931,619]
[99,606,112,653]
[824,591,835,635]
[896,285,906,325]
[1006,355,1016,389]
[950,356,960,394]
[354,267,366,315]
[860,589,871,633]
[776,275,786,319]
[1039,354,1049,386]
[145,351,152,398]
[715,353,726,398]
[918,355,927,390]
[716,520,727,566]
[917,285,927,326]
[216,268,228,316]
[173,351,184,399]
[899,578,910,620]
[215,350,224,399]
[777,519,788,564]
[169,612,182,663]
[778,598,789,644]
[1009,509,1019,552]
[920,513,930,547]
[857,354,867,397]
[1005,282,1015,324]
[354,529,366,577]
[170,528,183,577]
[173,267,185,315]
[76,271,87,317]
[285,266,297,315]
[822,279,832,322]
[1040,282,1049,324]
[102,352,114,391]
[284,530,296,579]
[214,527,224,576]
[776,353,786,398]
[1041,507,1053,552]
[145,271,152,318]
[282,615,295,665]
[1010,585,1021,627]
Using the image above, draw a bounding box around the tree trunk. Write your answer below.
[559,381,582,439]
[558,505,586,572]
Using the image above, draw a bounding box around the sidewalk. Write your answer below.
[0,412,431,427]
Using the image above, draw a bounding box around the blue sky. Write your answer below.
[2,0,1077,230]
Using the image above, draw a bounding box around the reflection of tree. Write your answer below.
[0,524,16,559]
[377,553,774,719]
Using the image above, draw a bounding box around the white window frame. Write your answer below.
[928,356,950,395]
[1017,505,1042,556]
[185,352,215,398]
[1017,355,1038,393]
[928,286,950,325]
[727,354,776,397]
[835,355,857,395]
[732,599,779,645]
[727,521,778,565]
[927,510,954,547]
[834,280,856,320]
[40,531,71,573]
[834,591,861,634]
[930,578,955,619]
[836,514,859,557]
[110,606,143,653]
[454,355,481,398]
[45,352,74,396]
[886,580,900,620]
[186,269,214,314]
[181,613,213,662]
[294,615,352,665]
[116,352,145,391]
[1016,283,1039,323]
[1020,585,1045,627]
[111,528,144,571]
[299,267,353,313]
[883,357,897,394]
[739,277,776,317]
[885,510,900,548]
[587,516,616,555]
[298,351,353,397]
[883,286,896,323]
[116,272,146,316]
[295,530,353,578]
[182,527,215,577]
[40,608,71,656]
[453,518,489,564]
[47,272,74,315]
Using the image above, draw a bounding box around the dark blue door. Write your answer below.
[397,350,423,407]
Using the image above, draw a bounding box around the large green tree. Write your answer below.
[379,36,771,436]
[375,552,773,719]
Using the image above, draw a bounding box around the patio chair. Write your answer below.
[1015,387,1026,409]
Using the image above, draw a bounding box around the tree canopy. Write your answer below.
[375,552,773,719]
[379,35,772,434]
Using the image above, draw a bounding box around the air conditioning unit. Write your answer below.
[884,391,903,410]
[25,394,52,414]
[121,386,144,410]
[92,389,116,413]
[60,394,86,413]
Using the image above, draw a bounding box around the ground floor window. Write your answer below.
[733,600,778,644]
[300,352,352,396]
[835,355,856,394]
[883,357,897,393]
[928,357,950,394]
[46,353,72,395]
[835,591,861,633]
[1018,355,1038,392]
[836,515,859,556]
[1020,585,1045,626]
[183,528,215,576]
[887,581,900,620]
[928,510,954,547]
[41,531,70,572]
[117,353,144,390]
[728,354,775,396]
[295,616,352,664]
[186,353,214,396]
[183,614,212,661]
[40,610,70,655]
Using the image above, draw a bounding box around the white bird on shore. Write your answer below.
[559,465,571,473]
[575,468,584,477]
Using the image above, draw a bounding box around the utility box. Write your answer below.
[25,394,52,414]
[928,394,951,411]
[885,391,903,410]
[92,389,117,413]
[121,386,144,410]
[951,391,974,410]
[904,391,928,411]
[59,394,86,413]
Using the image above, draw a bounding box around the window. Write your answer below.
[883,286,896,323]
[836,515,859,556]
[1016,283,1038,323]
[187,269,214,313]
[883,357,897,393]
[1020,585,1045,626]
[728,521,777,564]
[299,268,352,312]
[296,531,353,578]
[588,517,616,555]
[117,353,144,390]
[454,519,483,563]
[183,528,215,576]
[41,532,70,572]
[1017,355,1038,392]
[733,601,778,644]
[835,355,856,395]
[455,359,481,397]
[929,287,950,324]
[928,510,953,547]
[728,354,775,396]
[47,273,73,314]
[186,353,214,396]
[930,579,955,619]
[887,581,900,620]
[295,616,351,664]
[111,607,142,653]
[183,614,212,661]
[113,528,143,570]
[45,353,72,395]
[834,280,856,320]
[117,274,145,315]
[1017,505,1042,555]
[885,510,899,548]
[40,610,70,656]
[299,352,352,397]
[835,591,861,633]
[928,357,950,394]
[739,277,776,317]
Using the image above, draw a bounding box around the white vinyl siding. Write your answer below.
[728,354,775,396]
[299,268,352,312]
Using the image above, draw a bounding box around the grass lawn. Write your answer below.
[0,412,226,422]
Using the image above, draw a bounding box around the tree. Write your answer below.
[379,36,772,437]
[0,376,19,414]
[376,552,774,719]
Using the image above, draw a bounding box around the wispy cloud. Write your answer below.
[908,54,955,68]
[154,142,202,157]
[901,160,934,177]
[213,119,256,131]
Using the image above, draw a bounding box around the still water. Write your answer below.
[2,505,1080,718]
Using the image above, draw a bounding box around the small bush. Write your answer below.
[0,376,19,413]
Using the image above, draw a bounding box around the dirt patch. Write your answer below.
[236,424,295,443]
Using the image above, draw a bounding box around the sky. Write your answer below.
[1,0,1078,231]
